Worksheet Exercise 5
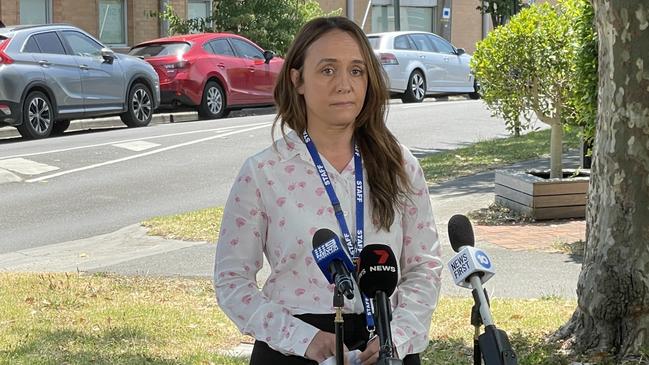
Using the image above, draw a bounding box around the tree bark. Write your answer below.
[553,0,649,360]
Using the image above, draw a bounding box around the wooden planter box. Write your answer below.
[495,169,590,220]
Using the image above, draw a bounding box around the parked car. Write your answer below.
[367,31,479,103]
[0,24,160,139]
[129,33,283,120]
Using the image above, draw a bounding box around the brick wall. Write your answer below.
[130,0,159,46]
[53,0,98,36]
[451,1,484,54]
[0,0,20,26]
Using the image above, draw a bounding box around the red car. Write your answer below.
[129,33,283,119]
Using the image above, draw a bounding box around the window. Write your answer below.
[230,38,263,60]
[98,0,126,45]
[188,0,211,20]
[129,42,190,57]
[394,35,416,50]
[409,33,435,52]
[20,0,51,24]
[207,39,235,57]
[23,37,41,53]
[371,5,435,33]
[62,31,103,57]
[33,32,66,55]
[428,35,455,54]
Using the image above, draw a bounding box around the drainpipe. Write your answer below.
[394,0,400,31]
[160,0,169,37]
[347,0,354,22]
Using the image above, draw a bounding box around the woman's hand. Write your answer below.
[358,336,379,365]
[305,330,349,364]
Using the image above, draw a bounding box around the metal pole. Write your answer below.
[347,0,354,22]
[160,0,169,37]
[393,0,400,31]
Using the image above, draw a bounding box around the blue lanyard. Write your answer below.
[302,130,375,333]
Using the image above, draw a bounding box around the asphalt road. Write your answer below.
[0,99,515,252]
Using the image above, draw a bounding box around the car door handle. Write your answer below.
[248,66,255,72]
[79,64,89,70]
[38,60,51,67]
[217,63,226,69]
[419,55,425,59]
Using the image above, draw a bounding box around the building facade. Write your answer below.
[0,0,544,53]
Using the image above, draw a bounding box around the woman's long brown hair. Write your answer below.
[273,16,412,231]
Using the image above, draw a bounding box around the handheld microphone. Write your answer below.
[312,228,355,300]
[357,244,401,364]
[446,214,518,365]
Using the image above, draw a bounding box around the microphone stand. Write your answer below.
[468,276,518,365]
[333,291,345,365]
[374,291,403,365]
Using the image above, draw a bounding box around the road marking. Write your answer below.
[0,158,60,175]
[113,141,160,152]
[0,121,270,161]
[26,123,271,183]
[0,168,22,184]
[399,100,478,109]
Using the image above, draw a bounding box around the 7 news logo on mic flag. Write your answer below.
[447,246,495,288]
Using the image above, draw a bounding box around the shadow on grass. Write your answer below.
[1,326,246,365]
[422,333,575,365]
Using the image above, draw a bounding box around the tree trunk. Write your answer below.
[550,122,563,179]
[553,0,649,360]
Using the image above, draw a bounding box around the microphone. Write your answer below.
[357,244,401,364]
[312,228,355,300]
[447,214,495,290]
[446,214,518,365]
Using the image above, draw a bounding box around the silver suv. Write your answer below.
[0,24,160,139]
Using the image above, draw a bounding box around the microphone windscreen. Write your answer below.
[448,214,475,252]
[312,228,337,249]
[357,244,398,298]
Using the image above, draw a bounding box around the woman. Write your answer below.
[214,16,442,365]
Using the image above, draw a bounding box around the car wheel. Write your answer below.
[468,80,480,100]
[120,83,153,127]
[401,70,426,103]
[17,91,53,139]
[51,120,71,135]
[198,81,228,120]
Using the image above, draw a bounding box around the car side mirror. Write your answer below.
[263,50,274,64]
[101,48,115,64]
[455,48,466,56]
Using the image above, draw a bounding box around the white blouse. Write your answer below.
[214,131,442,359]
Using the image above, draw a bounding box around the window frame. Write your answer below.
[19,0,53,25]
[187,0,212,21]
[97,0,128,47]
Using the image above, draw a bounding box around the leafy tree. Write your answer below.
[158,0,340,55]
[551,0,649,361]
[477,0,525,27]
[564,0,598,146]
[471,2,576,178]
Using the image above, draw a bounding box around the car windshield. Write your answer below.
[367,37,380,50]
[129,42,190,58]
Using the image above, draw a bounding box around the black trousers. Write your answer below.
[249,313,421,365]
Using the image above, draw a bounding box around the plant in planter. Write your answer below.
[471,0,597,219]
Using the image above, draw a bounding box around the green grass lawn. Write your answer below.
[0,273,580,365]
[420,128,580,183]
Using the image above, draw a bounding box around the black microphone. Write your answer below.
[312,228,355,300]
[447,214,517,365]
[357,244,401,364]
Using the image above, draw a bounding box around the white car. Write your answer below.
[367,31,479,103]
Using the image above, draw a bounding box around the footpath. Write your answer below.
[0,153,584,301]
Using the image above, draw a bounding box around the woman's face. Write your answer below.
[291,29,368,131]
